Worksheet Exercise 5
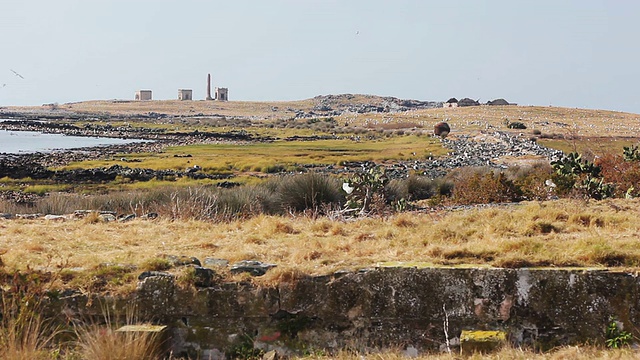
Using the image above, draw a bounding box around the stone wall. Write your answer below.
[50,267,640,358]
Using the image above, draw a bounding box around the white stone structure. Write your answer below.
[178,89,193,101]
[135,90,152,101]
[215,87,228,101]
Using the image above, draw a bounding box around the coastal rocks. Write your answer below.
[332,131,562,180]
[0,162,235,183]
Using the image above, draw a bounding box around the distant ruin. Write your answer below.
[134,74,228,101]
[443,98,458,108]
[206,74,213,100]
[178,89,192,101]
[135,90,152,101]
[444,97,515,108]
[215,87,228,101]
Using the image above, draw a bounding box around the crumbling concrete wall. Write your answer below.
[51,267,640,358]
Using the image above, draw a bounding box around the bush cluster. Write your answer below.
[3,145,640,220]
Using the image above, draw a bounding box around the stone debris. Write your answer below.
[230,260,277,276]
[190,265,219,287]
[203,258,229,268]
[138,271,174,281]
[162,255,202,267]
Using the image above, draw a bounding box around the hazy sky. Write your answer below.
[1,1,639,113]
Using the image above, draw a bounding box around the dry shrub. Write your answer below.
[597,152,640,197]
[448,167,523,205]
[392,214,416,228]
[0,271,61,360]
[525,221,561,236]
[272,220,299,234]
[568,213,604,227]
[507,162,555,201]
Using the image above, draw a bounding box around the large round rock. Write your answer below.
[434,122,451,138]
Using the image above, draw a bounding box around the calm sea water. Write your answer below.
[0,129,148,154]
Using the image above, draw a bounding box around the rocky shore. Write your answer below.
[0,108,563,187]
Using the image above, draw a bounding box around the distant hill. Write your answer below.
[2,94,639,138]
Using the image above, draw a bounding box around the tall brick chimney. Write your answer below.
[206,74,213,100]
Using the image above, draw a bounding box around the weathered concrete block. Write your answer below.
[460,330,507,354]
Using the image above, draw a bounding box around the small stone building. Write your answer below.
[487,98,511,106]
[215,87,228,101]
[458,98,480,107]
[135,90,152,101]
[178,89,193,101]
[443,98,458,108]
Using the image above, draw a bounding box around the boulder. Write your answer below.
[434,122,451,138]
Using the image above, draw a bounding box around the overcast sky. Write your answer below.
[1,0,639,113]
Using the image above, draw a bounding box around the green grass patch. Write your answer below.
[60,136,446,175]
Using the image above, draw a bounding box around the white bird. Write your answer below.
[10,69,24,79]
[342,182,354,194]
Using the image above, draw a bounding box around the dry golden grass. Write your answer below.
[294,346,640,359]
[8,99,319,120]
[1,198,640,291]
[337,105,640,138]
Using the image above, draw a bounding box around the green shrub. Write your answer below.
[276,172,344,212]
[552,152,614,200]
[507,121,527,129]
[406,175,453,200]
[385,179,408,204]
[343,164,388,215]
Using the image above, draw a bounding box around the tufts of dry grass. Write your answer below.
[294,346,640,360]
[1,199,640,292]
[74,324,163,360]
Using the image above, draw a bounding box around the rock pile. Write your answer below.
[340,131,563,179]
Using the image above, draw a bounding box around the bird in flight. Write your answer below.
[10,69,24,79]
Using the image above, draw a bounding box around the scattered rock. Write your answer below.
[15,213,41,219]
[140,212,158,220]
[230,260,277,276]
[203,258,229,268]
[100,213,117,222]
[138,271,174,281]
[118,214,136,222]
[44,214,67,222]
[190,266,219,287]
[163,255,202,267]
